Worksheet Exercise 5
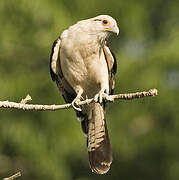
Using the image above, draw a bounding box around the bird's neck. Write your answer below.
[81,32,108,50]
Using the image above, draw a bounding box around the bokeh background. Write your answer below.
[0,0,179,179]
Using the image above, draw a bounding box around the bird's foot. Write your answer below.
[71,89,83,111]
[94,88,114,103]
[102,93,114,102]
[94,88,106,104]
[71,97,82,111]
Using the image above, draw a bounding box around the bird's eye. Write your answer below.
[102,20,108,25]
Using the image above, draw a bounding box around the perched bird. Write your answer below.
[50,15,119,174]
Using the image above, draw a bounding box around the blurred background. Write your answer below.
[0,0,179,179]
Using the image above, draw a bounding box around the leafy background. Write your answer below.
[0,0,179,179]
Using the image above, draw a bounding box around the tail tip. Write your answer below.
[90,161,112,174]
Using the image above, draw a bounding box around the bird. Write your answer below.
[49,15,119,174]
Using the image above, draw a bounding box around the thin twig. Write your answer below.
[0,89,158,111]
[3,172,21,180]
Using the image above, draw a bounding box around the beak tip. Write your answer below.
[116,27,120,35]
[113,26,119,35]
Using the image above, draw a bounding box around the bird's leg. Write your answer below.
[94,87,114,103]
[94,87,106,104]
[72,89,83,111]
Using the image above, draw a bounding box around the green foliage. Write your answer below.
[0,0,179,179]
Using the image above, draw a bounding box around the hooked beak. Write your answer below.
[105,25,120,35]
[112,26,119,35]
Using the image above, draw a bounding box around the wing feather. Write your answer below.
[103,44,117,95]
[49,37,76,103]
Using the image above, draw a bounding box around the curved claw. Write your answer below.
[94,94,99,103]
[94,87,114,103]
[71,89,83,111]
[94,93,102,103]
[103,93,114,102]
[94,88,106,104]
[71,99,82,111]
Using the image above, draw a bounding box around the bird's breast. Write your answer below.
[60,40,109,98]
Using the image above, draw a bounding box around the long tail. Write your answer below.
[79,103,112,174]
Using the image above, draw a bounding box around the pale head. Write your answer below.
[91,15,119,35]
[65,15,119,46]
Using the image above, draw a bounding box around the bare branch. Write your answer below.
[0,89,158,111]
[3,172,21,180]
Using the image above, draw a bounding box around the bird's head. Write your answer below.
[92,15,119,36]
[68,15,119,45]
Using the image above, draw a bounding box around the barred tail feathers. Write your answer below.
[87,103,112,174]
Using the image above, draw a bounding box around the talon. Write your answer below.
[94,94,99,103]
[94,88,106,104]
[71,89,83,111]
[94,93,103,103]
[71,99,82,111]
[99,93,103,103]
[103,93,114,102]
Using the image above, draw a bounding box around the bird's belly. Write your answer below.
[83,60,109,97]
[61,49,109,98]
[63,62,108,98]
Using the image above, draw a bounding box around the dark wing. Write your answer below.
[103,44,117,95]
[49,37,76,103]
